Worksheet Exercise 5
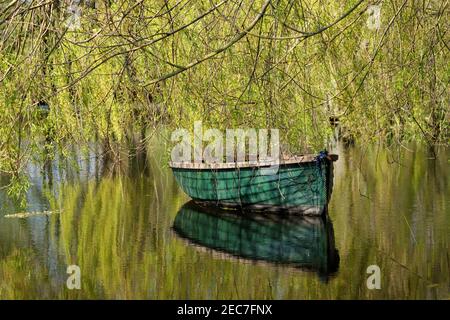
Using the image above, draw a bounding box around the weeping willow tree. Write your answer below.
[0,0,448,201]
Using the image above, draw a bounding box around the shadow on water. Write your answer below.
[173,201,340,281]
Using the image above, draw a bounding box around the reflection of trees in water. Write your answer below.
[0,143,174,298]
[329,143,449,299]
[0,144,448,299]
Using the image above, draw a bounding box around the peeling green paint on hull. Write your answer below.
[171,160,334,215]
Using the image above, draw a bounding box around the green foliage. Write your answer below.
[0,0,448,200]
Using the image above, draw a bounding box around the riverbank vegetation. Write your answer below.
[0,0,448,202]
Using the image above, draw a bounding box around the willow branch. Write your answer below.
[144,0,272,86]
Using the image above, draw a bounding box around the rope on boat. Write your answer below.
[315,150,329,172]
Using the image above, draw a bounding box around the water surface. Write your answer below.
[0,143,448,299]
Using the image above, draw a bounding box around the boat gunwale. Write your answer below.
[169,154,338,170]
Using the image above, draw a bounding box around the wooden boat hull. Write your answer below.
[171,158,335,215]
[173,201,339,277]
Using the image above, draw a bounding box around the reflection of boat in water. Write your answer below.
[173,201,339,278]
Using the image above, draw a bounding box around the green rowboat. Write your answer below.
[170,153,338,215]
[173,201,340,277]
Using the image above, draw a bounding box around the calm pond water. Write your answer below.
[0,142,448,299]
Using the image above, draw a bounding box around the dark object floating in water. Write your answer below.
[170,152,338,215]
[173,201,340,278]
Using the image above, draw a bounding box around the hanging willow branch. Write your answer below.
[144,0,272,85]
